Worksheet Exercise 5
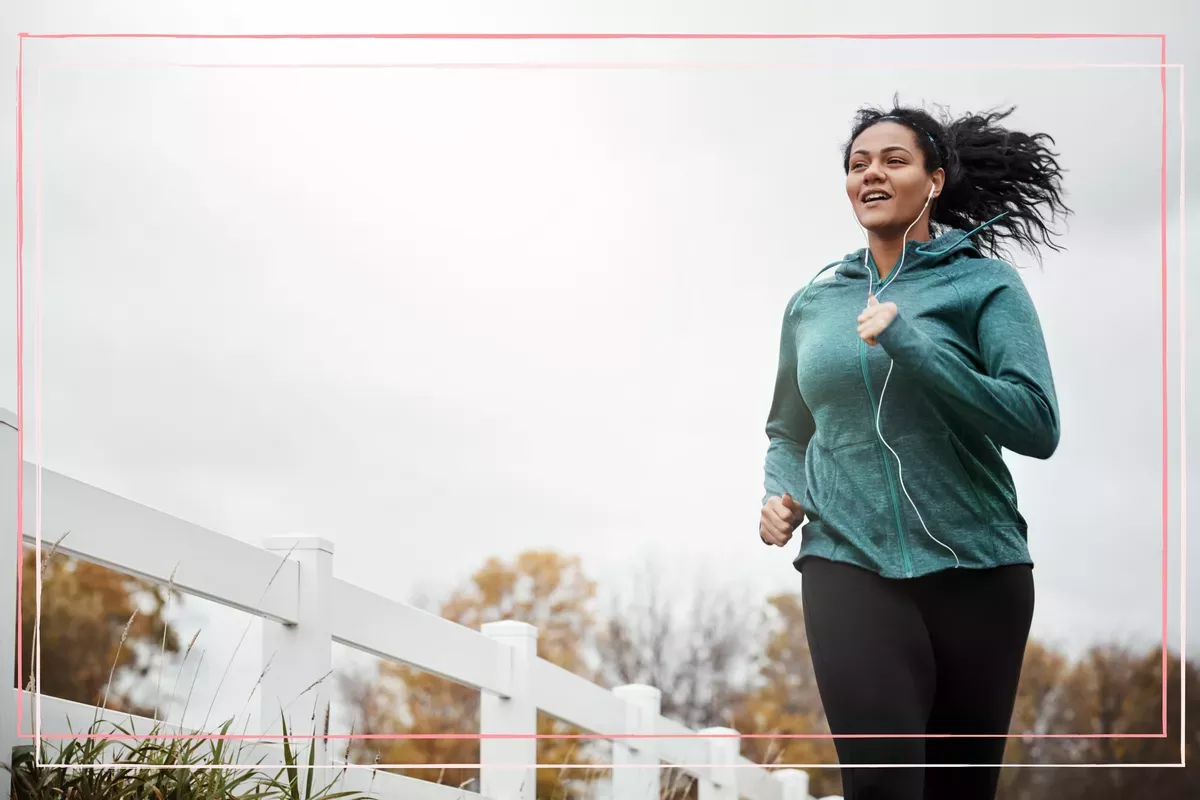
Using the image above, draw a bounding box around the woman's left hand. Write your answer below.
[857,294,898,346]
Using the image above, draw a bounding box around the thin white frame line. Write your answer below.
[25,60,1187,772]
[1177,63,1187,768]
[32,62,43,751]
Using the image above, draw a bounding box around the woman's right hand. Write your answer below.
[760,493,805,546]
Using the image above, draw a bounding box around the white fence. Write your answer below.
[0,410,837,800]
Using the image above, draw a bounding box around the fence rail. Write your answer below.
[0,411,835,800]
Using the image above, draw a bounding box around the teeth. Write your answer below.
[864,193,888,202]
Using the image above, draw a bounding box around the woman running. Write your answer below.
[759,99,1071,799]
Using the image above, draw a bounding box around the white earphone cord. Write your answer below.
[862,184,962,569]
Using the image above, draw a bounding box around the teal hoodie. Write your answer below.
[762,226,1059,579]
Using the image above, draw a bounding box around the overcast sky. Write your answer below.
[1,0,1197,733]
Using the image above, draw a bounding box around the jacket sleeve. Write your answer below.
[763,291,817,504]
[875,261,1060,459]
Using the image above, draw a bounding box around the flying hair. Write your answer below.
[842,94,1073,266]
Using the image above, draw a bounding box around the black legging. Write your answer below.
[800,556,1034,800]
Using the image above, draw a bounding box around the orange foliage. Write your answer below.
[341,551,598,798]
[17,544,181,717]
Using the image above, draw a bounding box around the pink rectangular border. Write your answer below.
[12,31,1175,749]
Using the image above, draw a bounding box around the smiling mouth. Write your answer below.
[861,192,891,206]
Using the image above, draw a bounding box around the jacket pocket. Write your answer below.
[946,432,1021,524]
[802,440,841,520]
[945,433,989,519]
[889,432,986,529]
[805,439,898,554]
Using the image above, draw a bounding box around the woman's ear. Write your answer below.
[932,168,946,199]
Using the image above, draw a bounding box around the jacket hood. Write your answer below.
[836,226,991,281]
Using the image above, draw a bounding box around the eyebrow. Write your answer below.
[850,145,913,159]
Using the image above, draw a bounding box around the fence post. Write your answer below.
[612,684,661,800]
[260,536,335,778]
[480,620,538,800]
[776,768,811,800]
[698,726,739,800]
[0,417,19,798]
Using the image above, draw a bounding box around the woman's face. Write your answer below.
[845,121,942,236]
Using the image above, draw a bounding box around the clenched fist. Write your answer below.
[760,493,805,547]
[857,293,898,346]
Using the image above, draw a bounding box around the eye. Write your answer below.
[887,158,906,165]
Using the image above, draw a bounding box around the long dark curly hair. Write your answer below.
[842,95,1073,265]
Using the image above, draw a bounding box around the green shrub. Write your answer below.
[5,715,374,800]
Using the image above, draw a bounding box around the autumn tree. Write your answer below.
[995,643,1199,800]
[16,542,182,717]
[338,550,600,798]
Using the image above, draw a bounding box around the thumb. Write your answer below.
[782,493,799,509]
[867,293,879,306]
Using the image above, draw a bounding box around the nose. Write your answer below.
[862,158,886,186]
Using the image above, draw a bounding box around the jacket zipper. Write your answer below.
[859,338,914,578]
